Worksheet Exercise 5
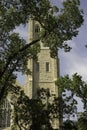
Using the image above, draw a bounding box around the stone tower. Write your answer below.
[25,18,60,129]
[25,18,60,100]
[0,18,60,130]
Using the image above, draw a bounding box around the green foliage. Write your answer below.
[55,73,87,130]
[78,112,87,130]
[0,1,85,128]
[63,120,78,130]
[42,0,84,57]
[10,73,87,130]
[0,0,84,109]
[55,74,78,120]
[12,89,54,130]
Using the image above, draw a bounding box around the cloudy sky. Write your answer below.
[55,0,87,112]
[58,0,87,81]
[50,0,87,81]
[16,0,87,82]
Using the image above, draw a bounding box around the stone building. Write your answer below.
[0,18,60,130]
[25,18,60,129]
[0,99,11,130]
[25,18,59,99]
[0,83,23,130]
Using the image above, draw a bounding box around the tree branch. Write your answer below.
[0,38,41,79]
[0,58,20,101]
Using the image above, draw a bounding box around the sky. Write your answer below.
[15,0,87,111]
[50,0,87,81]
[58,0,87,81]
[52,0,87,112]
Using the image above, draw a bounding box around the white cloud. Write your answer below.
[59,40,87,112]
[14,25,28,41]
[59,40,87,81]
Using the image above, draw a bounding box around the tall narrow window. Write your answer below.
[46,62,50,72]
[0,99,11,128]
[36,62,39,72]
[35,25,40,33]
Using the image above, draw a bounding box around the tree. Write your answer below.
[71,74,87,130]
[78,112,87,130]
[55,73,87,130]
[0,0,84,101]
[55,74,78,130]
[11,73,87,130]
[11,88,54,130]
[63,120,78,130]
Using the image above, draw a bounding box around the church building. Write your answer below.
[0,18,60,130]
[25,18,60,129]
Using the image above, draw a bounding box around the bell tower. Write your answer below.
[25,17,60,129]
[25,18,59,99]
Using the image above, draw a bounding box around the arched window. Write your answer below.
[0,99,11,128]
[35,24,40,33]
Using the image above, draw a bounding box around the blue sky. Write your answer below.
[58,0,87,81]
[56,0,87,112]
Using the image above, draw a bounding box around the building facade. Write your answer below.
[0,18,60,130]
[0,99,11,130]
[25,18,59,98]
[25,18,60,129]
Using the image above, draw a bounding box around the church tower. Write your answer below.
[25,18,60,99]
[24,18,60,129]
